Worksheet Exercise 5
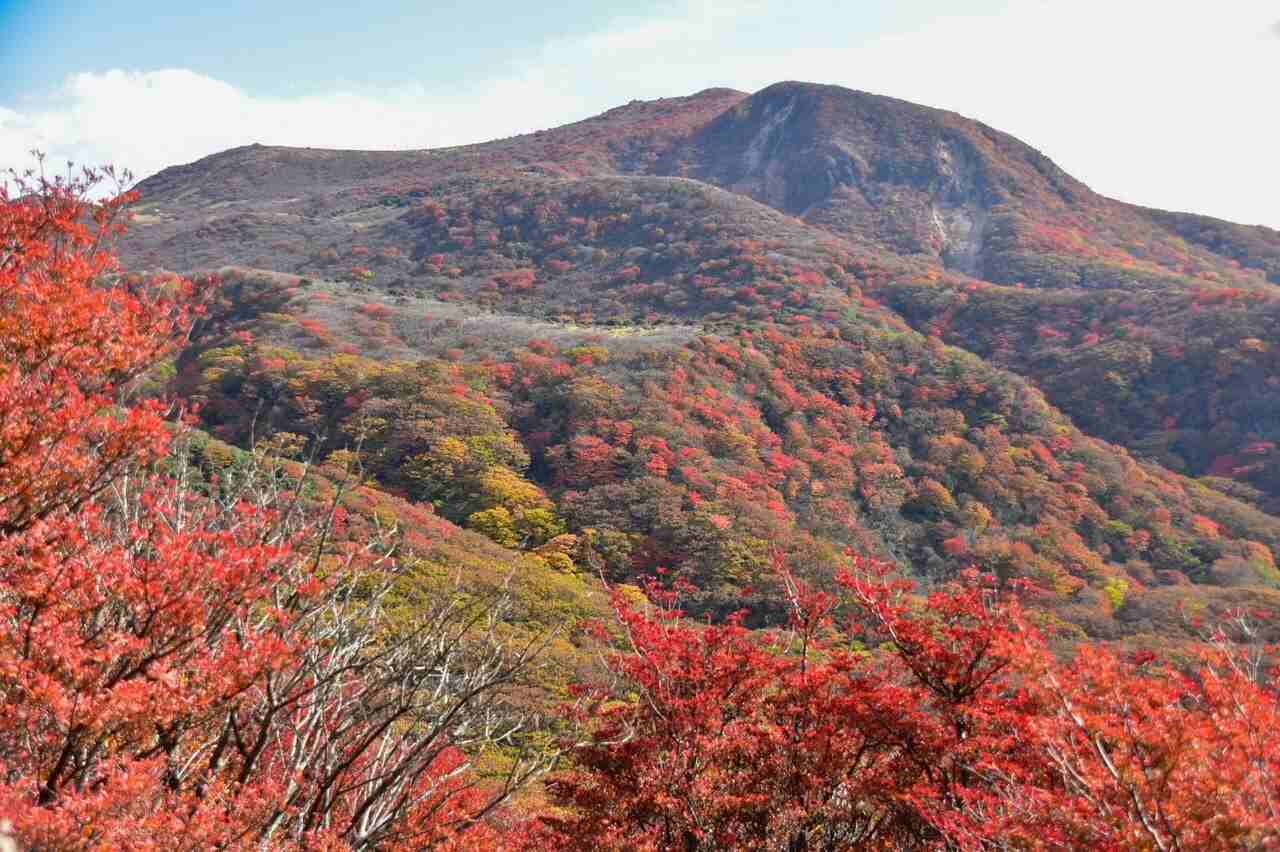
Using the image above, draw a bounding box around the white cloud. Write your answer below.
[2,0,1277,227]
[589,1,1280,227]
[0,67,594,187]
[578,0,767,55]
[0,0,774,187]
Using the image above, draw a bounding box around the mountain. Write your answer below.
[126,81,1279,290]
[120,81,1280,646]
[656,82,1279,289]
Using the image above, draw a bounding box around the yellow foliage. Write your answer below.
[199,440,241,470]
[467,506,518,547]
[959,498,993,532]
[915,477,958,515]
[323,448,363,475]
[1101,576,1129,610]
[477,466,550,511]
[541,552,576,573]
[255,432,307,459]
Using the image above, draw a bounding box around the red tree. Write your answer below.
[538,558,1280,850]
[0,161,321,845]
[0,165,541,848]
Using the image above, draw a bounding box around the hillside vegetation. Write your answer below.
[3,80,1273,847]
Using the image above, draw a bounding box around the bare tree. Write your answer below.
[99,432,559,848]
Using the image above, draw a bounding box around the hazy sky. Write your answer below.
[1,0,1276,227]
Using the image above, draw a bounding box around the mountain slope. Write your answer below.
[123,81,1280,509]
[657,80,1081,274]
[650,81,1277,292]
[121,82,1280,646]
[126,80,1277,294]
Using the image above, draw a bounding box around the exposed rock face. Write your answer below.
[653,81,1092,274]
[933,202,988,277]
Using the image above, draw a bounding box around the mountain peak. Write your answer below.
[116,79,1280,654]
[129,80,1277,290]
[651,81,1107,275]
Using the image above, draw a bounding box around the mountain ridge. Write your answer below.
[122,80,1280,645]
[132,80,1278,289]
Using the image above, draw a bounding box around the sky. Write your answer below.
[1,0,1277,227]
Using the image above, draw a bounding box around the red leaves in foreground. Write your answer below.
[7,165,1280,849]
[0,163,189,535]
[1,167,527,849]
[541,561,1280,850]
[0,164,311,845]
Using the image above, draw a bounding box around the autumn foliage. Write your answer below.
[0,165,186,533]
[0,168,534,848]
[5,161,1280,850]
[541,560,1280,850]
